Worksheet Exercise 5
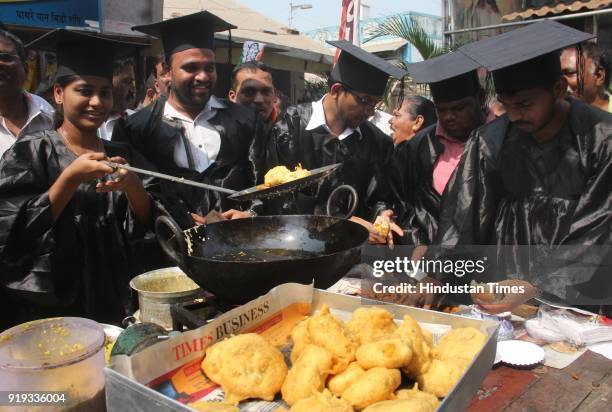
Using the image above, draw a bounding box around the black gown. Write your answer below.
[112,96,266,227]
[434,99,612,304]
[390,124,445,245]
[0,130,167,329]
[265,103,394,219]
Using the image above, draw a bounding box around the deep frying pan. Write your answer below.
[155,215,369,304]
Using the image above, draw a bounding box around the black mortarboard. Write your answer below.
[327,40,408,97]
[460,20,594,94]
[27,29,141,80]
[132,11,236,57]
[406,52,481,103]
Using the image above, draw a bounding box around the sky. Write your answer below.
[238,0,441,32]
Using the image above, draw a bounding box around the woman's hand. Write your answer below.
[95,157,142,194]
[64,152,114,184]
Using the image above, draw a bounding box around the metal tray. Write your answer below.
[106,289,499,412]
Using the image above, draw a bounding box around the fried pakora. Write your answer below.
[356,336,412,369]
[434,327,486,363]
[190,400,239,412]
[417,358,467,398]
[395,315,432,377]
[327,362,365,397]
[304,305,357,374]
[346,306,398,345]
[289,389,354,412]
[201,333,287,405]
[362,398,435,412]
[341,367,401,410]
[281,344,333,406]
[263,165,310,187]
[395,384,440,409]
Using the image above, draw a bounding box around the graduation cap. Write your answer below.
[27,29,141,80]
[460,20,594,94]
[406,52,481,103]
[132,11,236,57]
[327,40,408,97]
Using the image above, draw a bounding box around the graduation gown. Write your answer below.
[390,124,444,245]
[266,103,394,219]
[112,96,265,227]
[434,99,612,303]
[0,130,167,328]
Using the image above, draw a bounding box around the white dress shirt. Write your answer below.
[98,109,135,141]
[306,96,362,140]
[0,92,54,157]
[164,96,225,172]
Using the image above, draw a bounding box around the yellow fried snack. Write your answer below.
[201,333,287,405]
[395,315,432,377]
[290,389,354,412]
[362,398,435,412]
[341,367,401,410]
[282,344,333,406]
[346,306,398,345]
[289,318,311,363]
[190,400,240,412]
[356,336,413,369]
[434,327,487,363]
[395,384,440,409]
[263,165,311,187]
[327,362,365,397]
[417,358,468,398]
[373,216,390,238]
[306,305,357,374]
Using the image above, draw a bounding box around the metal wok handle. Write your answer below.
[326,184,359,219]
[155,215,187,267]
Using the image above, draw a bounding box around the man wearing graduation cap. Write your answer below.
[387,51,491,251]
[265,40,405,231]
[112,12,264,225]
[432,21,612,312]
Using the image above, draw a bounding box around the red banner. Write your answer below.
[335,0,356,63]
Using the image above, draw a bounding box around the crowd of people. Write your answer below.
[0,10,610,329]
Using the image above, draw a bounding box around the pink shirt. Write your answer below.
[432,124,466,195]
[432,111,496,195]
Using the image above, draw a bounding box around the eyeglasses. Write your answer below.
[0,53,20,63]
[342,85,381,109]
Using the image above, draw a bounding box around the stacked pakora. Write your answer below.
[261,165,311,188]
[199,305,487,410]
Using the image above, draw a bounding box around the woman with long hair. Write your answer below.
[0,30,164,328]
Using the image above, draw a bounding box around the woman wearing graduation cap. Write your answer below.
[0,30,165,328]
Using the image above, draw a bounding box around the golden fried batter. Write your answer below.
[190,400,239,412]
[327,362,365,397]
[306,305,357,374]
[282,344,333,406]
[263,165,310,187]
[289,389,354,412]
[395,315,432,377]
[201,333,287,405]
[347,306,398,345]
[417,358,466,398]
[289,318,311,363]
[341,367,401,410]
[395,384,440,409]
[434,327,486,363]
[362,398,435,412]
[356,336,412,369]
